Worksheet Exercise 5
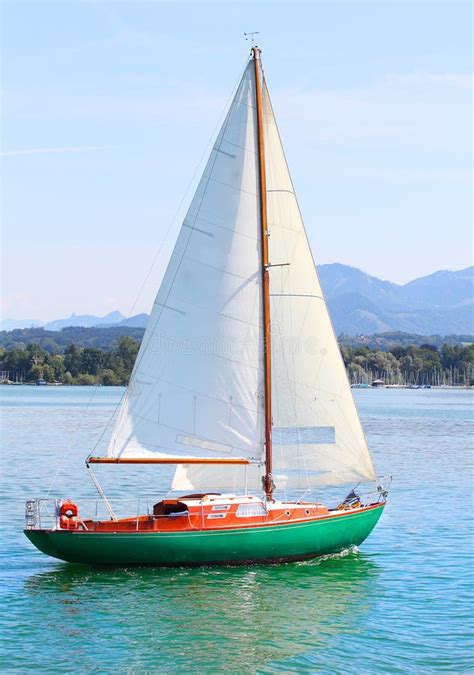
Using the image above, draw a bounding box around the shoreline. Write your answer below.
[1,382,472,390]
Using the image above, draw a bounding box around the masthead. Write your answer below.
[244,31,260,50]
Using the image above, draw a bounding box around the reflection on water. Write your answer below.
[23,551,380,672]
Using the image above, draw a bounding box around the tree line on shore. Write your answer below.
[0,337,140,385]
[0,337,473,386]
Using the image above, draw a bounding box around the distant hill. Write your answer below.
[0,312,127,332]
[118,313,149,328]
[1,311,149,332]
[318,264,474,335]
[400,268,474,309]
[43,311,126,331]
[2,265,472,336]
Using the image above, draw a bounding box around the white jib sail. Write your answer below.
[262,79,377,488]
[106,62,266,489]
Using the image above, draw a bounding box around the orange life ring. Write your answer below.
[59,501,79,530]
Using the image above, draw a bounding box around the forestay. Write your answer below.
[104,62,266,483]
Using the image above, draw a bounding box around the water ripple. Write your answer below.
[1,386,473,672]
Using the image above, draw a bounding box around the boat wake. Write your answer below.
[295,545,360,567]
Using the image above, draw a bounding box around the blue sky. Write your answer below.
[2,0,472,321]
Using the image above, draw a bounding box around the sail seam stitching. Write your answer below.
[193,216,259,241]
[154,291,261,327]
[216,138,257,155]
[182,223,215,238]
[210,177,258,197]
[134,374,263,414]
[214,148,236,159]
[183,255,260,282]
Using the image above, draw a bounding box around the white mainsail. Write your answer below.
[105,62,266,479]
[103,56,377,492]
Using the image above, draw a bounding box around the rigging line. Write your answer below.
[126,68,244,362]
[88,60,250,459]
[45,386,100,498]
[86,465,117,520]
[120,61,248,386]
[127,59,250,325]
[88,388,126,458]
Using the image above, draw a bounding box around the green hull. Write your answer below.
[25,505,384,566]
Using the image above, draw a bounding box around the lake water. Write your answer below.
[1,386,473,672]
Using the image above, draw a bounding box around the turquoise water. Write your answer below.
[1,386,473,672]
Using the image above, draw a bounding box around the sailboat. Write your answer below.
[25,47,388,566]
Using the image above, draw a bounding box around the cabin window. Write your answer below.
[153,500,188,516]
[207,513,227,519]
[211,505,230,511]
[236,503,267,518]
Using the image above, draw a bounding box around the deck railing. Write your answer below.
[24,496,166,531]
[24,480,390,531]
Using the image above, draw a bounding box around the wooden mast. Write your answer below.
[252,46,273,500]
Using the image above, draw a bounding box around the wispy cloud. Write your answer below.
[272,69,472,150]
[383,71,473,88]
[1,145,118,157]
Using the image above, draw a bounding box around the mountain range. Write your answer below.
[318,264,473,335]
[2,264,473,336]
[0,311,149,332]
